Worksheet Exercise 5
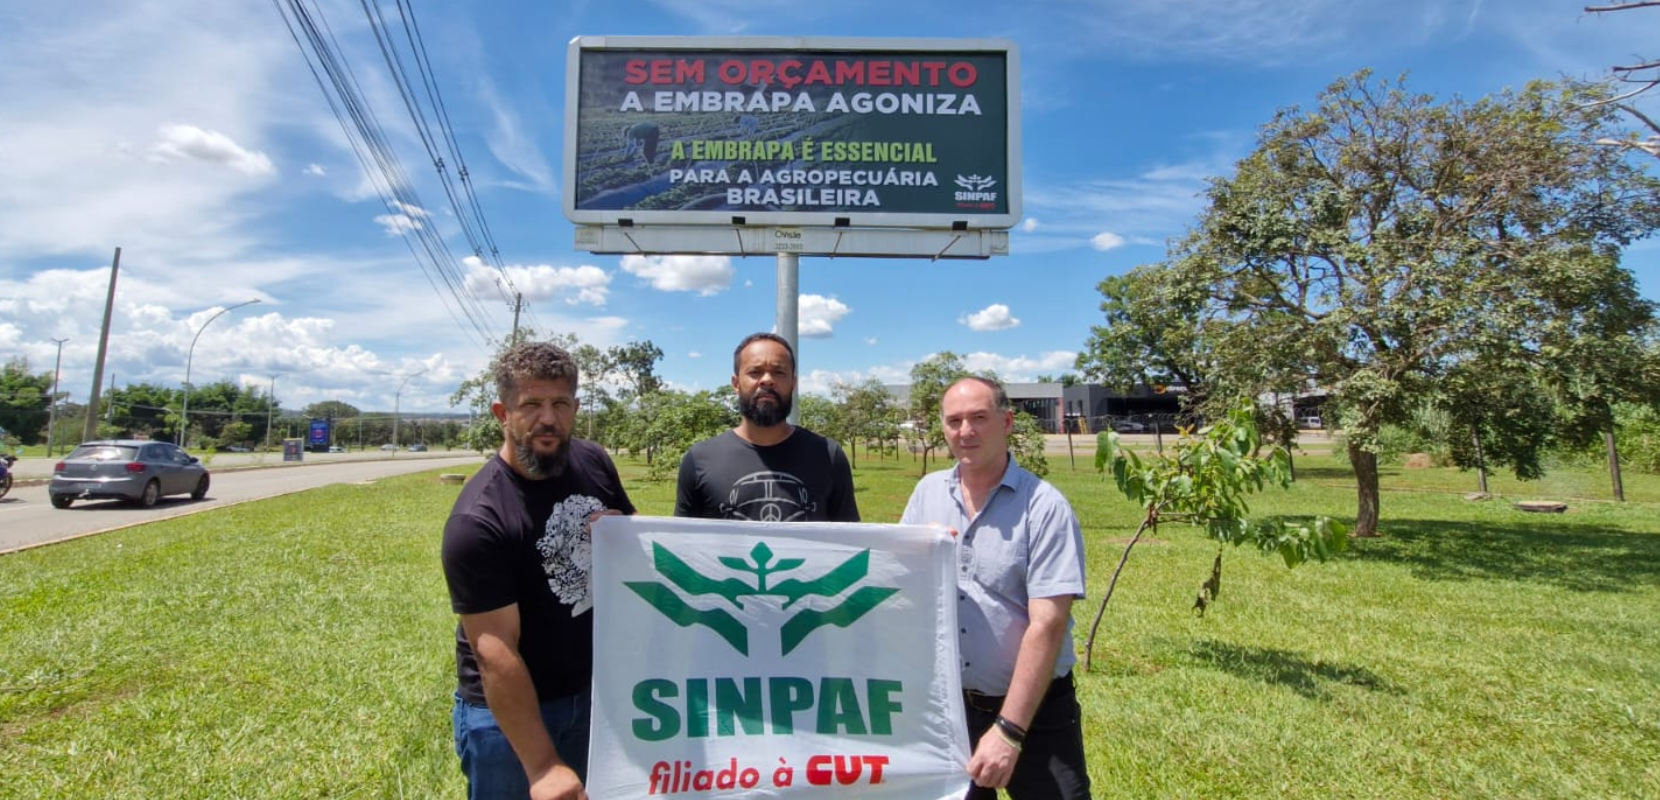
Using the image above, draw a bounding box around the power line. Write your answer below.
[271,0,501,351]
[373,0,543,334]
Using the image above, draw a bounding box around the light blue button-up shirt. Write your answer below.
[900,457,1086,694]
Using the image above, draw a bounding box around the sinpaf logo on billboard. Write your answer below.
[953,174,998,209]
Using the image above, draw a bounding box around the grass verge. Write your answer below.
[1,450,1656,798]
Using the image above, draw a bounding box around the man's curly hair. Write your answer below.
[493,341,580,403]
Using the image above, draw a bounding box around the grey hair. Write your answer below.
[945,375,1010,413]
[494,341,579,403]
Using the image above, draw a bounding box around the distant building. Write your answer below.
[888,380,1185,434]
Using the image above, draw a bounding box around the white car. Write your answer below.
[1113,420,1147,433]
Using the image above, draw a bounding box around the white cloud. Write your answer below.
[374,213,424,236]
[960,304,1021,332]
[620,254,734,295]
[962,351,1079,382]
[1090,231,1127,251]
[798,364,913,397]
[478,79,556,193]
[389,200,430,218]
[798,294,852,338]
[148,124,274,176]
[688,351,702,359]
[304,163,326,176]
[462,256,611,306]
[1022,0,1450,66]
[865,337,878,346]
[1021,218,1040,233]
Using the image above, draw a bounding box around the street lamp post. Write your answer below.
[47,338,69,456]
[265,374,279,450]
[179,299,260,448]
[391,370,427,451]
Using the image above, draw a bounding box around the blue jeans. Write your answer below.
[452,691,591,800]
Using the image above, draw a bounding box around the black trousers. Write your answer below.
[961,672,1092,800]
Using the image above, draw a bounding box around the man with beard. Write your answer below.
[441,341,636,800]
[674,332,859,522]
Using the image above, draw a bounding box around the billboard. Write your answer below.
[564,37,1020,230]
[307,419,330,449]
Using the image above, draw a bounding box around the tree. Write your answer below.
[571,343,616,440]
[637,388,737,480]
[1086,399,1347,671]
[795,394,840,443]
[608,341,664,400]
[0,358,51,444]
[1010,409,1050,478]
[1077,267,1216,405]
[218,420,254,448]
[1529,248,1660,500]
[1585,2,1660,159]
[607,340,667,463]
[908,353,968,476]
[105,383,180,441]
[1117,72,1660,536]
[303,401,361,420]
[831,377,895,468]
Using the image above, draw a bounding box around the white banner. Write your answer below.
[590,516,970,799]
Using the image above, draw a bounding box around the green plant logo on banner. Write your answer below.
[625,541,898,656]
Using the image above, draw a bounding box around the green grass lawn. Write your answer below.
[2,449,1657,798]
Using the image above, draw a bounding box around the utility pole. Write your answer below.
[265,374,279,451]
[83,247,120,442]
[47,338,68,456]
[392,370,427,450]
[511,292,524,345]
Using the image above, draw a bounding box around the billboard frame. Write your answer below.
[563,35,1022,231]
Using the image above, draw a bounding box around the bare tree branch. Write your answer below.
[1612,60,1660,73]
[1585,2,1660,12]
[1595,136,1660,156]
[1617,102,1660,136]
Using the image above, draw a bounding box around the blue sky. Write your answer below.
[1,0,1655,415]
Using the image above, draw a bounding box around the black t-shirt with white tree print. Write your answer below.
[441,439,635,705]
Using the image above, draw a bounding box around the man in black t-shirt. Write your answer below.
[441,341,635,800]
[675,332,859,523]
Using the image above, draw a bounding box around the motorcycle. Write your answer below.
[0,453,15,500]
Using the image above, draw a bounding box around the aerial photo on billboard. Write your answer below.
[563,36,1020,230]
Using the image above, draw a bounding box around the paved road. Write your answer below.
[0,451,481,554]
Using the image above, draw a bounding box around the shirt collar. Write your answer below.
[949,455,1025,495]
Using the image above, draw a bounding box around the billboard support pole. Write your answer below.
[777,251,800,426]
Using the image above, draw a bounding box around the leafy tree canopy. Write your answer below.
[303,400,362,420]
[1086,71,1660,535]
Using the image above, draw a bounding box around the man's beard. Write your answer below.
[738,387,792,427]
[512,426,571,478]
